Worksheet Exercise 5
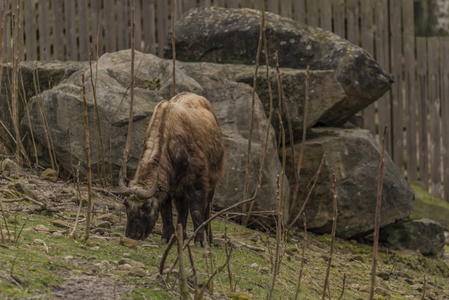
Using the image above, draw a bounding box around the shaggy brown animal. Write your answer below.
[115,92,224,247]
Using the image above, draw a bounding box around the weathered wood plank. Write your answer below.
[78,0,89,61]
[375,0,391,152]
[332,0,345,38]
[403,0,417,183]
[184,0,197,11]
[267,0,279,14]
[428,37,442,197]
[65,0,78,60]
[306,0,318,27]
[440,38,449,202]
[104,0,117,53]
[91,0,103,55]
[281,0,293,18]
[143,0,156,54]
[38,0,50,60]
[157,0,168,57]
[117,0,129,50]
[361,0,375,135]
[293,0,306,24]
[319,0,332,31]
[134,0,142,52]
[390,0,404,170]
[346,0,359,45]
[416,37,429,189]
[25,0,37,60]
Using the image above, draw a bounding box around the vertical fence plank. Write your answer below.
[91,0,103,55]
[332,0,345,37]
[346,0,359,45]
[212,0,225,7]
[428,37,442,197]
[38,0,50,60]
[117,0,129,50]
[65,0,77,60]
[104,0,117,53]
[157,0,168,57]
[25,0,36,60]
[375,0,391,152]
[78,0,89,61]
[53,1,64,60]
[319,0,332,31]
[293,0,306,24]
[281,0,293,18]
[390,0,404,169]
[143,0,156,54]
[441,38,449,202]
[135,0,142,52]
[267,0,279,14]
[403,0,417,183]
[184,0,197,10]
[360,0,375,134]
[306,0,318,27]
[416,38,429,189]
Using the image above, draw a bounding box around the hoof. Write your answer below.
[194,241,203,248]
[161,238,169,244]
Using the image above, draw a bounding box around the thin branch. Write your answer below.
[369,125,387,300]
[322,173,338,300]
[177,224,189,299]
[294,213,307,300]
[242,0,265,220]
[171,0,176,96]
[81,73,93,241]
[338,273,347,300]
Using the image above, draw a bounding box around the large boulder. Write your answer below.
[166,7,394,127]
[0,61,87,145]
[380,219,446,257]
[227,64,346,140]
[285,127,414,239]
[22,50,289,225]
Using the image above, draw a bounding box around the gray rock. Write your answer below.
[23,50,289,225]
[7,181,39,200]
[1,158,22,176]
[167,7,393,126]
[286,127,414,239]
[0,61,87,146]
[227,65,346,140]
[380,219,446,257]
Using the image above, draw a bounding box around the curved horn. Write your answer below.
[111,167,132,196]
[135,173,159,199]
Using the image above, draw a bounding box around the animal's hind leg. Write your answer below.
[190,189,207,247]
[161,199,174,243]
[175,197,189,240]
[204,188,215,247]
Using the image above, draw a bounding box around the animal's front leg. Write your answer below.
[160,199,174,243]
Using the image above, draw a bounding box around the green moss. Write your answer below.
[411,184,449,230]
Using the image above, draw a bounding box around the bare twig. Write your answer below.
[186,243,198,299]
[81,73,93,241]
[421,273,427,300]
[122,0,136,176]
[338,273,347,300]
[322,173,337,300]
[369,125,387,300]
[14,221,26,246]
[224,214,234,292]
[287,153,326,231]
[171,0,176,96]
[290,65,310,219]
[198,247,233,299]
[294,213,307,300]
[159,234,176,275]
[0,200,11,244]
[242,0,265,221]
[177,224,189,299]
[69,162,83,239]
[0,0,7,101]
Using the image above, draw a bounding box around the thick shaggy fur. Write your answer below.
[124,92,224,246]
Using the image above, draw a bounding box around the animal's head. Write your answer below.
[114,170,159,240]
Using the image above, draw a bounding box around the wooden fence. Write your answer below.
[2,0,449,202]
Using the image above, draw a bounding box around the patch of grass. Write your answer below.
[411,184,449,230]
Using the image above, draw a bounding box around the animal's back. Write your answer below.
[167,93,224,185]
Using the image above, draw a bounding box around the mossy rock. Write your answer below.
[411,184,449,230]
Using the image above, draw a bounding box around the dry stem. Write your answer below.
[81,73,93,241]
[177,224,189,299]
[369,125,387,300]
[322,173,338,299]
[294,213,307,299]
[171,0,176,95]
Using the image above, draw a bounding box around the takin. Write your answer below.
[114,92,224,247]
